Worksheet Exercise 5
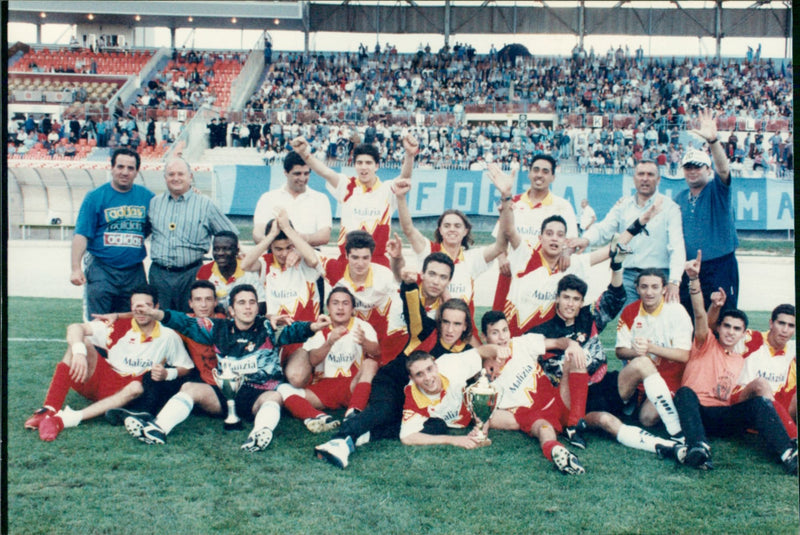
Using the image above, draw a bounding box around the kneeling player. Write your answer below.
[481,311,589,475]
[400,350,491,449]
[279,287,380,433]
[122,285,329,451]
[24,286,193,441]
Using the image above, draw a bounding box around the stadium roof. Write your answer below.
[8,1,792,39]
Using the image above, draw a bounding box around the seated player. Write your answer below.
[322,230,399,357]
[531,272,684,457]
[315,254,474,468]
[290,134,418,267]
[393,178,506,346]
[711,296,797,440]
[196,231,264,313]
[24,286,193,441]
[122,285,329,451]
[616,268,690,438]
[242,208,323,377]
[674,252,797,474]
[278,287,380,433]
[481,311,589,475]
[104,280,223,425]
[400,350,495,449]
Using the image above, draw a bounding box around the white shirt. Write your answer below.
[252,186,332,241]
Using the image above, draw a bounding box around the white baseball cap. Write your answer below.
[681,149,711,168]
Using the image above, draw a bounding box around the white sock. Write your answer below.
[616,424,676,453]
[253,400,281,432]
[642,374,682,436]
[276,383,305,401]
[155,392,194,435]
[59,406,82,428]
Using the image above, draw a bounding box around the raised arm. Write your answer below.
[241,220,281,272]
[398,134,419,180]
[394,178,427,255]
[488,163,520,249]
[277,208,319,269]
[387,232,406,282]
[689,108,730,183]
[587,196,663,266]
[685,250,708,344]
[290,136,342,188]
[706,287,727,333]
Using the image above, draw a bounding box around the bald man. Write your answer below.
[148,158,238,311]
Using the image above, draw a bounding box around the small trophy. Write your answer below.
[212,360,244,431]
[464,369,499,446]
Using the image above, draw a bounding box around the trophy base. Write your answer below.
[223,420,244,431]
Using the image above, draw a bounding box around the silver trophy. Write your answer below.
[213,360,244,431]
[464,369,499,446]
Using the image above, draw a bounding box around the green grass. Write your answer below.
[6,298,798,534]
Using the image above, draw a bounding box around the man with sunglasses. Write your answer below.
[673,108,738,314]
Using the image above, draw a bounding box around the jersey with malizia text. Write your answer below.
[329,176,398,261]
[303,317,379,382]
[490,333,556,410]
[400,351,482,438]
[504,242,590,337]
[737,330,796,395]
[260,252,322,321]
[87,317,193,376]
[195,259,264,310]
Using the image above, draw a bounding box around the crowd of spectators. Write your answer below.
[237,43,791,176]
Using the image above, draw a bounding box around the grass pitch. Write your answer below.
[5,298,799,534]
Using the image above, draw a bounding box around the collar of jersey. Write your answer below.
[522,189,553,209]
[344,265,373,289]
[212,259,245,282]
[358,176,381,193]
[638,300,664,317]
[131,318,161,341]
[325,317,355,338]
[410,374,450,408]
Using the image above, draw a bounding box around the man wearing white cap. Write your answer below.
[673,108,738,314]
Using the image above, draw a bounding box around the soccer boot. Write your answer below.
[656,442,687,463]
[125,414,166,445]
[105,408,153,426]
[241,427,274,452]
[38,415,65,442]
[25,407,56,430]
[551,444,586,475]
[314,436,355,469]
[781,446,798,476]
[685,442,713,470]
[563,419,588,450]
[304,414,341,434]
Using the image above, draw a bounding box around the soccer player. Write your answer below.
[674,108,738,313]
[490,154,578,311]
[321,230,398,354]
[196,231,264,313]
[393,178,506,346]
[615,268,689,437]
[278,287,381,433]
[252,150,332,246]
[122,285,330,451]
[400,350,495,449]
[481,311,588,475]
[290,134,418,267]
[24,286,193,441]
[673,253,797,474]
[568,159,686,305]
[148,157,238,311]
[531,273,684,457]
[314,254,473,468]
[70,147,152,320]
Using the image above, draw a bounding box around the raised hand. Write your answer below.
[487,163,513,197]
[402,134,419,156]
[689,108,718,143]
[386,232,403,259]
[684,249,702,279]
[710,287,727,308]
[289,136,311,158]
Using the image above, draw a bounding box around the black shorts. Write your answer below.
[586,371,625,415]
[212,381,280,421]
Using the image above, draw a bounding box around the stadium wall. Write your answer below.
[217,165,794,231]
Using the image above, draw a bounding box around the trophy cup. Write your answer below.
[213,359,244,431]
[464,369,499,446]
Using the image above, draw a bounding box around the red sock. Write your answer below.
[43,362,73,411]
[541,440,560,461]
[492,272,511,311]
[567,371,588,426]
[773,400,797,439]
[283,395,323,420]
[348,382,372,412]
